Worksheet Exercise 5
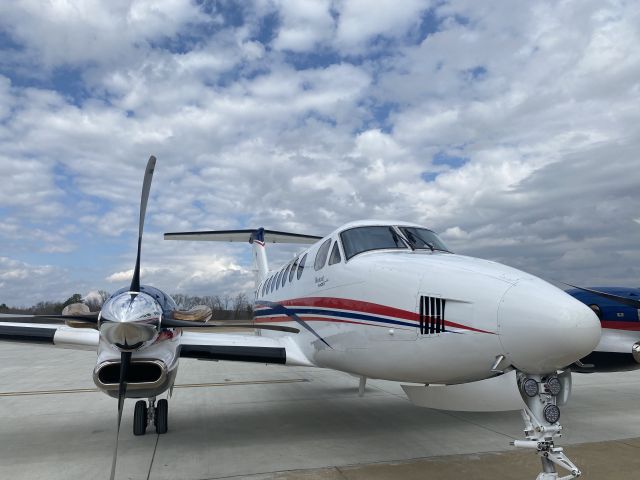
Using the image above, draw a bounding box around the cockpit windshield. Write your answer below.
[339,225,451,260]
[340,226,408,260]
[398,226,451,253]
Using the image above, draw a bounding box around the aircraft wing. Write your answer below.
[0,316,313,366]
[179,331,314,366]
[0,322,99,350]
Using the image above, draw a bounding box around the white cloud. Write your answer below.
[272,0,334,52]
[1,0,640,306]
[334,0,430,52]
[0,0,208,68]
[0,257,78,306]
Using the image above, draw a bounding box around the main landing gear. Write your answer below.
[512,371,579,480]
[133,396,168,436]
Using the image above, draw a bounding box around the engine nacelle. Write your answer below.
[93,358,176,399]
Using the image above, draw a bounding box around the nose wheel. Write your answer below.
[512,372,580,480]
[133,397,169,435]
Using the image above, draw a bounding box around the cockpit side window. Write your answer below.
[328,242,341,265]
[297,254,307,279]
[270,275,276,293]
[314,239,332,271]
[340,226,409,260]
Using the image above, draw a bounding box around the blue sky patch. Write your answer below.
[421,172,439,182]
[432,151,469,169]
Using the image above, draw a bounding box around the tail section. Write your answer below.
[249,228,268,281]
[164,228,322,284]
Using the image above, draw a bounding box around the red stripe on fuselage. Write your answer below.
[256,297,495,334]
[255,315,390,328]
[602,321,640,331]
[278,296,419,321]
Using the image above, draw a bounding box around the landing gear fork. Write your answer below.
[512,372,580,480]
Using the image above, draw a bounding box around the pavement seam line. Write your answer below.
[334,466,350,479]
[0,379,309,397]
[146,433,160,480]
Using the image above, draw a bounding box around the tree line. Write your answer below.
[0,291,254,320]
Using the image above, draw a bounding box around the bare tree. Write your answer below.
[84,290,110,311]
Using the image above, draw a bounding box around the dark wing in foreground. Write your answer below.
[178,331,312,366]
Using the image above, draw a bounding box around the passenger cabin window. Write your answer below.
[282,265,290,288]
[398,226,450,252]
[340,226,408,260]
[289,258,298,282]
[297,253,307,279]
[328,242,341,265]
[314,239,332,271]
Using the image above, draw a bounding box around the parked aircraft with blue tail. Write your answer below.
[565,286,640,372]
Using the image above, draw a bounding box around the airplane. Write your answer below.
[0,156,601,480]
[564,286,640,372]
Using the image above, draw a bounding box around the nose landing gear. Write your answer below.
[512,372,580,480]
[133,397,168,435]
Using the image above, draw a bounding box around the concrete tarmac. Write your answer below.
[1,341,640,479]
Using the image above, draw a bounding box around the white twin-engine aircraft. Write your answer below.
[0,157,600,480]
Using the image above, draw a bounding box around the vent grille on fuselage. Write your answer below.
[419,296,446,335]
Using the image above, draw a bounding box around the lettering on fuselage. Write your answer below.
[315,275,328,287]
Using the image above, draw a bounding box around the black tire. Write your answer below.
[133,400,147,436]
[155,398,168,434]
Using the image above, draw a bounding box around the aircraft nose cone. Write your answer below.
[498,280,601,374]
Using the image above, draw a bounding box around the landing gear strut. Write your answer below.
[133,396,168,435]
[512,372,580,480]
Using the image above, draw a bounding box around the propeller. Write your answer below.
[107,155,156,480]
[564,284,640,309]
[160,316,300,333]
[130,156,156,293]
[110,351,131,480]
[0,312,99,324]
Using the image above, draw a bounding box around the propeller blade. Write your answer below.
[130,156,156,293]
[161,317,299,333]
[0,313,99,324]
[565,284,640,309]
[218,323,300,333]
[110,351,132,480]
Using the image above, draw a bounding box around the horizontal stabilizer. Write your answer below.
[402,370,525,412]
[164,228,322,245]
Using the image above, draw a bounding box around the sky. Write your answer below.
[0,0,639,306]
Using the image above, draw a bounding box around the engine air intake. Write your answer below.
[94,359,166,391]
